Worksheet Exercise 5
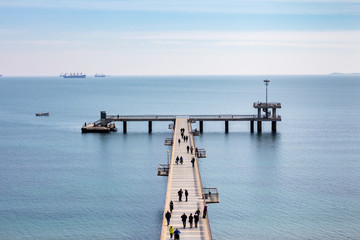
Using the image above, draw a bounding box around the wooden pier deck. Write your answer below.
[160,118,211,240]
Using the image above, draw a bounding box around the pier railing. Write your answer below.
[203,188,219,204]
[105,114,282,120]
[164,138,173,146]
[157,164,170,176]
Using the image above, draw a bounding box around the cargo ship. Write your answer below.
[95,73,106,77]
[62,73,86,78]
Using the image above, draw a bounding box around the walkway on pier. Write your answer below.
[161,118,211,240]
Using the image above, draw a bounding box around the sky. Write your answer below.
[0,0,359,76]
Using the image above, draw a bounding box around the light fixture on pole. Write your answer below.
[167,150,170,165]
[264,79,270,105]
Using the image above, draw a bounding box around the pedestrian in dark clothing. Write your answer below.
[190,146,193,154]
[186,136,188,142]
[165,211,171,225]
[194,213,199,228]
[178,138,181,145]
[189,213,193,228]
[170,201,174,213]
[180,156,183,164]
[181,132,184,138]
[203,206,207,218]
[176,156,179,164]
[187,146,190,153]
[183,135,186,141]
[185,189,188,202]
[191,158,195,167]
[178,189,183,201]
[174,228,181,240]
[195,208,200,216]
[181,213,187,228]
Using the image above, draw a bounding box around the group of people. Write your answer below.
[177,189,188,202]
[175,156,183,164]
[180,210,201,228]
[166,208,204,239]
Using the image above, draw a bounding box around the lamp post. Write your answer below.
[167,150,170,166]
[264,79,270,105]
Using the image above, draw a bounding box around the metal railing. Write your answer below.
[253,102,281,108]
[196,149,206,158]
[164,138,173,146]
[203,188,219,204]
[157,164,170,176]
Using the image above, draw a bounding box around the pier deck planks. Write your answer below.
[160,118,211,240]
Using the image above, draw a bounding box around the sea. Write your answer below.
[0,75,359,240]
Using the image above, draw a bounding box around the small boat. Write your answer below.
[36,112,50,116]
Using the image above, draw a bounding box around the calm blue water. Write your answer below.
[0,75,359,239]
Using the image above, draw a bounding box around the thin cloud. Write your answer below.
[1,0,360,15]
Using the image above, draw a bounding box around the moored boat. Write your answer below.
[36,112,50,116]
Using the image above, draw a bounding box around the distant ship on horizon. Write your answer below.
[95,73,106,77]
[61,73,86,78]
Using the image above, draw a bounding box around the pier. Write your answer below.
[160,118,213,239]
[81,101,281,239]
[81,102,281,133]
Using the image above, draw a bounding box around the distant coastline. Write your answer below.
[330,72,360,75]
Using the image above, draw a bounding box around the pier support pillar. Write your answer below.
[123,121,127,134]
[272,108,277,118]
[258,108,261,118]
[272,121,277,132]
[250,121,254,133]
[148,121,152,134]
[257,121,262,133]
[225,121,229,133]
[200,121,203,133]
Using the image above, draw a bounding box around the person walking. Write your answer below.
[181,213,187,228]
[187,146,190,153]
[190,146,193,154]
[203,205,207,218]
[195,208,200,216]
[178,189,183,201]
[174,228,181,240]
[178,138,181,145]
[176,156,179,164]
[165,211,171,225]
[169,201,174,213]
[180,156,183,164]
[194,213,199,228]
[191,157,195,167]
[169,225,174,239]
[188,213,193,228]
[185,136,188,142]
[185,189,188,202]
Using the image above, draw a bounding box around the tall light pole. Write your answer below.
[167,150,170,165]
[264,79,270,105]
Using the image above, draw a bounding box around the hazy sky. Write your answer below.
[0,0,359,76]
